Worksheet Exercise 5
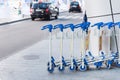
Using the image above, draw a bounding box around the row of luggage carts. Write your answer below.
[41,21,120,73]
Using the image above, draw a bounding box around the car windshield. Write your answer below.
[32,3,38,9]
[71,2,79,6]
[39,3,48,9]
[32,3,49,9]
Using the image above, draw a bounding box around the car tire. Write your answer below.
[57,12,59,16]
[47,15,51,21]
[31,17,35,21]
[55,15,58,19]
[79,10,82,13]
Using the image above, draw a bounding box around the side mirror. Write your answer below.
[55,7,59,11]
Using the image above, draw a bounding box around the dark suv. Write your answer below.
[30,2,59,20]
[69,1,82,13]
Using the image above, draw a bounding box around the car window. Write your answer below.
[32,3,38,9]
[32,3,50,9]
[39,3,48,9]
[71,2,79,6]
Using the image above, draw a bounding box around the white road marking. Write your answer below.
[58,13,83,19]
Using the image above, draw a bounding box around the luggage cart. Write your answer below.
[64,23,79,71]
[41,24,55,73]
[87,22,105,69]
[53,24,67,72]
[74,22,91,71]
[86,22,117,70]
[41,21,120,73]
[101,22,116,69]
[113,22,120,67]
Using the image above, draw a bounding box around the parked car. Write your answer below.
[30,2,59,20]
[69,1,82,13]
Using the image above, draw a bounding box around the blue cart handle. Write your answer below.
[76,22,90,31]
[41,24,53,32]
[75,22,90,30]
[64,23,75,31]
[75,23,83,28]
[114,22,120,28]
[102,22,114,29]
[53,24,64,32]
[91,22,104,30]
[82,22,91,31]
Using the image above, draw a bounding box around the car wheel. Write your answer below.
[57,12,59,15]
[31,17,35,21]
[79,9,82,13]
[47,15,51,20]
[55,15,58,19]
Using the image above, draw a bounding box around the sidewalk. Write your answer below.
[0,29,120,80]
[0,15,30,25]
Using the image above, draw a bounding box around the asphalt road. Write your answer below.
[0,12,83,60]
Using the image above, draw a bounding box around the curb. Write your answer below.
[0,11,67,26]
[0,18,30,26]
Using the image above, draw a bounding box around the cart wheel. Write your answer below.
[106,64,111,69]
[69,65,76,71]
[58,66,65,72]
[106,60,113,69]
[47,65,54,73]
[73,59,78,70]
[116,61,120,67]
[79,64,87,71]
[96,66,101,70]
